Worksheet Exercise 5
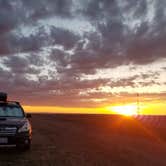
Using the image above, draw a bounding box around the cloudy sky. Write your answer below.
[0,0,166,114]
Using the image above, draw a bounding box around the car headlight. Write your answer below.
[18,121,31,133]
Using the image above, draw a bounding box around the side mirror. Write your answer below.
[26,113,32,118]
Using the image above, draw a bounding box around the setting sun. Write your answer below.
[106,104,138,116]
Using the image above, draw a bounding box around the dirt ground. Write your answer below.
[0,114,166,166]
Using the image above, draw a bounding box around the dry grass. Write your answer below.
[0,114,166,166]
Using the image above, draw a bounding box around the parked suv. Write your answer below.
[0,92,32,150]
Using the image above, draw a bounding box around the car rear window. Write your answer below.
[0,105,24,118]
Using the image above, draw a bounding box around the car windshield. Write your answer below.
[0,104,24,118]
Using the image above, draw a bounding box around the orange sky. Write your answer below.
[23,101,166,115]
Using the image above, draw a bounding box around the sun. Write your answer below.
[106,104,138,116]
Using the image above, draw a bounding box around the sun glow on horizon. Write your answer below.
[106,104,138,116]
[23,101,166,115]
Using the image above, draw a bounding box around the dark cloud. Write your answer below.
[50,27,80,50]
[3,55,29,73]
[22,0,72,20]
[50,49,69,69]
[108,76,137,88]
[0,0,75,55]
[0,34,11,55]
[0,0,166,107]
[140,72,159,80]
[0,0,19,33]
[79,0,166,66]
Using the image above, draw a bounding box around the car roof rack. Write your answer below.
[7,101,20,105]
[0,102,20,107]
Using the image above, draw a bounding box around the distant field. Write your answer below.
[0,114,166,166]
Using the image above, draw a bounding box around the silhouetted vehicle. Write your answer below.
[0,92,32,150]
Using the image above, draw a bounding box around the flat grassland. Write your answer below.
[0,114,166,166]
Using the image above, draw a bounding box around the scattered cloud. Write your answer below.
[0,0,166,107]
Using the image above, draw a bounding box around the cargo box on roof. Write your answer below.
[0,92,7,102]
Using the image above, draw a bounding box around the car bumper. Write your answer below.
[0,132,31,146]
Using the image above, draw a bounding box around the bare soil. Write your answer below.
[0,114,166,166]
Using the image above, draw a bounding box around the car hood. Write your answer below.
[0,117,27,127]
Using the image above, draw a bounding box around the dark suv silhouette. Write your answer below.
[0,92,32,150]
